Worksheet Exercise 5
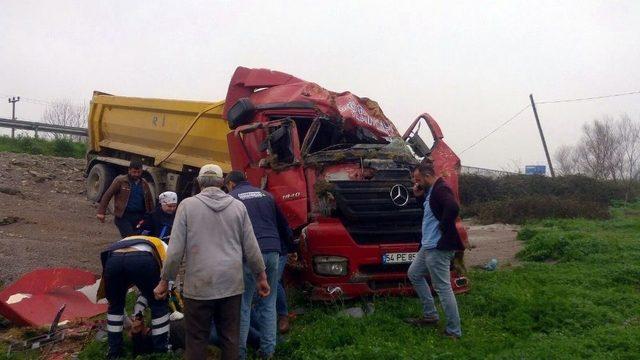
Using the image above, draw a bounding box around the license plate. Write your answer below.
[382,252,417,264]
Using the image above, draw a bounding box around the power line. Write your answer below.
[0,94,86,106]
[537,90,640,104]
[459,105,530,155]
[459,89,640,155]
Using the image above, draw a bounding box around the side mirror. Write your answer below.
[227,98,255,129]
[407,133,430,158]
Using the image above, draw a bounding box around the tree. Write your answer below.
[574,117,619,180]
[554,145,578,175]
[41,100,88,141]
[616,114,640,181]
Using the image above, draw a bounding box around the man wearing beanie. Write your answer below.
[139,191,178,242]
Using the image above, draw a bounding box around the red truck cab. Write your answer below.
[223,67,468,300]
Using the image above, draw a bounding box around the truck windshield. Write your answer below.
[303,117,388,155]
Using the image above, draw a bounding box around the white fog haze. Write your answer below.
[1,0,639,170]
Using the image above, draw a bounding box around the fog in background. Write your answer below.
[1,0,639,170]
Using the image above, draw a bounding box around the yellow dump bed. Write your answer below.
[88,92,231,172]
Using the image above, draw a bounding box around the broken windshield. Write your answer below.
[302,117,389,155]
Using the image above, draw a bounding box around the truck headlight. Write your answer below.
[313,256,348,276]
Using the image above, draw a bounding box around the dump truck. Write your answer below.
[85,67,469,300]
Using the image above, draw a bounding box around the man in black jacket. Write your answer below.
[225,171,292,359]
[405,160,464,339]
[139,191,178,242]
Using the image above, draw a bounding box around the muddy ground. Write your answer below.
[0,152,521,286]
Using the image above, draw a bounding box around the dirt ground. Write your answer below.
[0,152,521,286]
[0,152,119,286]
[464,222,522,268]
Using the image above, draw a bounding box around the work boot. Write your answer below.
[442,330,461,340]
[403,315,439,326]
[278,315,290,334]
[106,351,124,360]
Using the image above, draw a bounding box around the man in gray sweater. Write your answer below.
[154,164,269,360]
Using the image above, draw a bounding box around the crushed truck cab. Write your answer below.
[86,66,469,300]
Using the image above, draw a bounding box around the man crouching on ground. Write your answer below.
[154,164,270,360]
[405,160,465,339]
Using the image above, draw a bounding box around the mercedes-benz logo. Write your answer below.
[390,184,409,207]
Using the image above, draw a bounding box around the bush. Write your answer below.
[469,195,610,224]
[517,230,606,262]
[0,135,86,158]
[460,174,640,206]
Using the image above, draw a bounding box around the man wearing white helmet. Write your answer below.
[138,191,178,242]
[154,164,269,360]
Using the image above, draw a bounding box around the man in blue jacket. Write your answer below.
[405,160,465,339]
[224,171,292,359]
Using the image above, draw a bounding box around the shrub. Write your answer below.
[0,135,86,158]
[471,195,610,224]
[460,174,640,206]
[517,230,606,262]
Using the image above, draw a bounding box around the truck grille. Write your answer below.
[331,170,423,245]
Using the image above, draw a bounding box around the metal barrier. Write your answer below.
[0,118,87,137]
[461,165,516,178]
[0,119,513,178]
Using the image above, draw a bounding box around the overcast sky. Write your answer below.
[1,0,639,170]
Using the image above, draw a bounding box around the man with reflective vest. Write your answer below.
[99,235,169,359]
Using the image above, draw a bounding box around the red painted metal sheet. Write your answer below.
[224,67,400,140]
[0,268,107,327]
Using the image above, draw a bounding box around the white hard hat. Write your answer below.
[198,164,223,178]
[159,191,178,205]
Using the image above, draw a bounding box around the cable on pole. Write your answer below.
[459,105,530,155]
[537,90,640,104]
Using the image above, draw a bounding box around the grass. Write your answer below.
[275,203,640,359]
[0,135,86,158]
[10,203,640,359]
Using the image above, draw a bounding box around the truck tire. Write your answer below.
[86,164,116,203]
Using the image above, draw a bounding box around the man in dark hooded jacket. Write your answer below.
[139,191,178,241]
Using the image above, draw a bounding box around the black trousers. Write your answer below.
[104,252,168,357]
[114,211,145,238]
[184,295,242,360]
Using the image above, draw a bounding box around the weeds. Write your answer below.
[0,136,86,158]
[276,204,640,359]
[62,204,640,359]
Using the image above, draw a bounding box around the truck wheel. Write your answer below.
[86,164,115,203]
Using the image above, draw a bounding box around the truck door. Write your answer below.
[261,119,308,229]
[403,113,468,248]
[227,119,308,230]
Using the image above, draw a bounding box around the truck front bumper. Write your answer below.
[298,218,470,301]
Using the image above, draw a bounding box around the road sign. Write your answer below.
[525,165,546,175]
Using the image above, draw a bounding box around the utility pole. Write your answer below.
[8,96,20,139]
[529,94,555,177]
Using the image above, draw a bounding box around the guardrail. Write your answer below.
[0,119,514,177]
[0,118,88,137]
[461,165,516,178]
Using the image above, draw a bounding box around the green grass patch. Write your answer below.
[0,135,86,158]
[277,203,640,359]
[64,203,640,359]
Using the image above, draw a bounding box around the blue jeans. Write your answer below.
[276,254,288,317]
[239,252,279,358]
[407,247,462,337]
